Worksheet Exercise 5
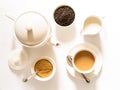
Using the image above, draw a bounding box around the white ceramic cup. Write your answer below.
[67,43,100,75]
[31,56,56,81]
[73,50,96,74]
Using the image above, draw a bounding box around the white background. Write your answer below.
[0,0,120,90]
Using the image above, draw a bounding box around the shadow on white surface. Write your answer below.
[22,69,59,90]
[8,37,28,75]
[66,68,103,90]
[23,43,57,61]
[83,34,103,53]
[9,38,58,90]
[55,23,76,43]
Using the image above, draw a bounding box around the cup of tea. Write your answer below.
[67,43,100,75]
[73,50,96,74]
[31,56,56,81]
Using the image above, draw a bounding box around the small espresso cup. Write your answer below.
[67,44,98,74]
[31,56,56,81]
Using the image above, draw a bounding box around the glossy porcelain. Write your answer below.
[14,11,51,47]
[31,56,56,81]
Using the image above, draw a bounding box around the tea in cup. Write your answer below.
[73,50,96,74]
[31,56,56,81]
[67,44,98,75]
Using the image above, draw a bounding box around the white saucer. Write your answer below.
[66,43,102,80]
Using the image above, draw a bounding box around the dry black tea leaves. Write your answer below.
[54,5,75,26]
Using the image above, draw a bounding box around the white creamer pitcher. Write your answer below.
[80,15,103,35]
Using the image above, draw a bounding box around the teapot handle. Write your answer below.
[5,13,16,21]
[49,37,60,47]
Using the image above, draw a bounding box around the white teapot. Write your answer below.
[7,11,59,70]
[6,11,59,47]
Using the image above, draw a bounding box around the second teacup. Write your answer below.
[31,56,56,81]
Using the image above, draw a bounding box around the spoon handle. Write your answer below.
[67,55,73,66]
[22,72,37,82]
[81,73,90,83]
[67,55,90,83]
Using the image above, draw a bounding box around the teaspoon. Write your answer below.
[22,71,39,82]
[67,55,90,83]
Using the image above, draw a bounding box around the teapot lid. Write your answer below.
[15,11,51,46]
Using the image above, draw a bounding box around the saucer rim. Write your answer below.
[66,43,103,80]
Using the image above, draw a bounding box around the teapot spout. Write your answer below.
[5,13,16,21]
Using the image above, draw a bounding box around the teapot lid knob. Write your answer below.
[26,26,33,41]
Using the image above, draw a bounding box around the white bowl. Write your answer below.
[31,56,56,81]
